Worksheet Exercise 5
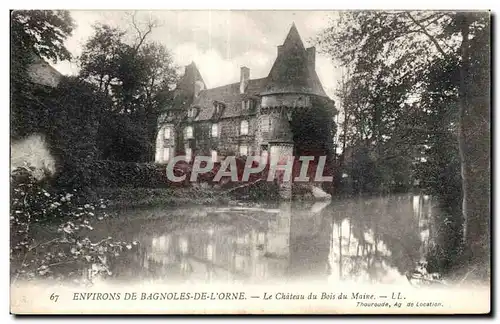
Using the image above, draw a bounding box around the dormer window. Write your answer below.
[240,120,249,135]
[241,99,253,110]
[213,102,224,115]
[187,108,197,118]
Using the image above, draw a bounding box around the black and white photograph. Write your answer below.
[9,9,491,314]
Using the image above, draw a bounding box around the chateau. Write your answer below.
[155,24,337,183]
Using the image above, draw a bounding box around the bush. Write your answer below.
[10,165,135,284]
[88,160,174,188]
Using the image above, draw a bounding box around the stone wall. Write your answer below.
[176,116,257,159]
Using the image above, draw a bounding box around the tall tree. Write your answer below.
[318,11,490,267]
[79,16,178,162]
[79,24,126,96]
[11,10,75,138]
[11,10,74,75]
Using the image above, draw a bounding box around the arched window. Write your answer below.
[163,127,171,139]
[211,123,218,137]
[185,126,193,139]
[240,120,249,135]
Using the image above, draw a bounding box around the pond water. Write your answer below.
[92,194,437,286]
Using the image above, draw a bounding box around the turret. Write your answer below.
[261,23,326,97]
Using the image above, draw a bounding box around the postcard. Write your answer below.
[10,9,491,315]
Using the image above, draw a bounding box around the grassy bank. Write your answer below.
[95,185,231,208]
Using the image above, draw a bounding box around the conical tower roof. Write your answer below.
[262,24,327,97]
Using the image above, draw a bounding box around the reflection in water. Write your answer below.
[105,195,436,285]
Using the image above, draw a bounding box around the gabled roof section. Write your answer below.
[27,54,62,88]
[177,61,205,92]
[262,23,327,97]
[192,77,267,121]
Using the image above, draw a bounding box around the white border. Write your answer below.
[2,2,497,323]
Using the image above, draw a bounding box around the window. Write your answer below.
[187,108,197,118]
[261,148,269,165]
[211,150,218,163]
[239,145,248,156]
[211,123,218,137]
[269,146,281,166]
[242,99,253,110]
[185,148,192,162]
[261,115,270,132]
[185,126,193,139]
[240,120,249,135]
[214,102,224,115]
[163,148,170,162]
[164,127,171,139]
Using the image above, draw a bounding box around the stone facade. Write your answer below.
[155,24,336,177]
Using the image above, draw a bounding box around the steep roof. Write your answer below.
[27,55,62,88]
[169,62,206,110]
[172,24,330,121]
[192,77,267,121]
[262,23,327,97]
[177,61,206,93]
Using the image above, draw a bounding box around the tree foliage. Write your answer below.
[10,166,136,284]
[11,10,75,139]
[78,19,178,162]
[11,9,74,81]
[318,11,490,269]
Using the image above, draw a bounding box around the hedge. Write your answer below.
[88,160,175,188]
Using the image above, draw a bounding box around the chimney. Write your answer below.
[306,47,316,70]
[240,66,250,94]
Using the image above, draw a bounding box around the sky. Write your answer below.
[52,10,341,99]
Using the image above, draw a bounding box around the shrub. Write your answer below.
[10,165,135,284]
[88,160,174,188]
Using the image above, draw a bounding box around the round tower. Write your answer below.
[258,23,333,199]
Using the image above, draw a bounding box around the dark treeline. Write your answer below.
[318,11,490,274]
[10,10,181,281]
[11,10,179,191]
